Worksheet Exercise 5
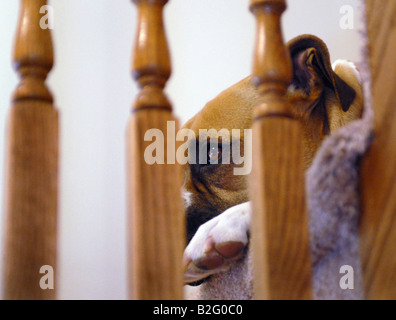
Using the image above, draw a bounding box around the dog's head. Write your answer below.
[183,34,363,244]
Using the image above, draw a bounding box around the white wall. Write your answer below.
[0,0,364,299]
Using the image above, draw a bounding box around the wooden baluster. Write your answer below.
[3,0,58,300]
[360,0,396,300]
[249,0,312,300]
[127,0,184,299]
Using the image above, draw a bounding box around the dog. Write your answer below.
[181,34,363,288]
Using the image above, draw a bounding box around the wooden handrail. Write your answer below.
[3,0,58,300]
[127,0,185,299]
[249,0,312,300]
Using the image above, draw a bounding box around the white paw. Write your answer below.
[183,201,251,284]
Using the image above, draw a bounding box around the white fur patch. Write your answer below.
[287,83,298,94]
[332,59,361,82]
[182,189,193,208]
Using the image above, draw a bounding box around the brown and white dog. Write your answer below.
[182,35,363,288]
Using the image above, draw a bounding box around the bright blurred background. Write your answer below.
[0,0,364,299]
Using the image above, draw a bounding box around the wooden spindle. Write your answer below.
[360,0,396,300]
[3,0,58,300]
[249,0,312,300]
[127,0,184,299]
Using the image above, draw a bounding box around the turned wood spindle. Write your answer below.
[127,0,184,300]
[3,0,58,300]
[360,0,396,300]
[249,0,312,300]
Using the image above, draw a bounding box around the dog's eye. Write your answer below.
[208,146,222,164]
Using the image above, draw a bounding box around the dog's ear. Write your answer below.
[287,34,356,112]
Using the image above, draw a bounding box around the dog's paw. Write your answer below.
[183,201,251,285]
